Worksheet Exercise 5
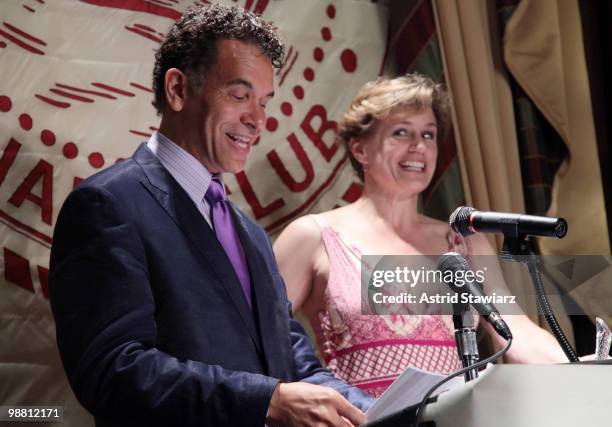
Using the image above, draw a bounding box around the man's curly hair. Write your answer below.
[152,4,285,114]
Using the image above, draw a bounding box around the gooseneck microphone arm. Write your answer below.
[528,256,579,362]
[501,237,580,363]
[452,299,479,382]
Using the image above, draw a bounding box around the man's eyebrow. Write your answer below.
[227,78,252,89]
[226,78,275,98]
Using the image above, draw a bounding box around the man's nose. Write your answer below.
[241,103,266,134]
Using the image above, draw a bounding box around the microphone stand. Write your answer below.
[500,235,580,363]
[453,300,479,381]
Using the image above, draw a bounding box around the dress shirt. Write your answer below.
[147,131,225,228]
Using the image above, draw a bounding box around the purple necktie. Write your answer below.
[205,178,252,309]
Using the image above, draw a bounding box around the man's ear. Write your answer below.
[164,68,189,112]
[349,138,368,167]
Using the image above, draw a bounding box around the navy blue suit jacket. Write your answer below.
[49,145,372,426]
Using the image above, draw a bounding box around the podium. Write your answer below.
[365,364,612,427]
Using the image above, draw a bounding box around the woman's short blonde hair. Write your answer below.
[337,73,451,181]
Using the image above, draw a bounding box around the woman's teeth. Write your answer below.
[399,161,425,171]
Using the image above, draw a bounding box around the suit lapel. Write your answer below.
[132,145,262,355]
[230,207,292,378]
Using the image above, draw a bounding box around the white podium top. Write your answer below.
[424,364,611,427]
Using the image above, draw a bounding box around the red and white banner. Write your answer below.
[0,0,387,423]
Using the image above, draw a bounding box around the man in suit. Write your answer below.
[49,4,372,427]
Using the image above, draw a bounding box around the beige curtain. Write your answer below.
[432,0,523,244]
[432,0,575,338]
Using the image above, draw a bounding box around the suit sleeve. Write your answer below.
[49,186,278,427]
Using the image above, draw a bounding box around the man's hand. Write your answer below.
[266,382,367,427]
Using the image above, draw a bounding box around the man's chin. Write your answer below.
[224,162,247,175]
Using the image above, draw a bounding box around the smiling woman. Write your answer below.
[348,106,438,196]
[340,75,450,178]
[274,74,464,397]
[273,73,567,397]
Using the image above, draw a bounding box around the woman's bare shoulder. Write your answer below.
[317,204,363,230]
[275,214,322,246]
[418,214,452,235]
[319,204,356,218]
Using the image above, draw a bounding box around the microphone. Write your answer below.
[449,206,568,238]
[436,252,513,340]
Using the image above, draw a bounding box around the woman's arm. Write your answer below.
[273,216,323,313]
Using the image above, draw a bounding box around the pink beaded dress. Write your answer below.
[306,215,472,397]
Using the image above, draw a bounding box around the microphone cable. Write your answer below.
[414,337,513,427]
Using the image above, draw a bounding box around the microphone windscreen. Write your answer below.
[449,206,476,236]
[436,251,469,274]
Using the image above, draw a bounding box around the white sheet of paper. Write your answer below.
[365,365,465,422]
